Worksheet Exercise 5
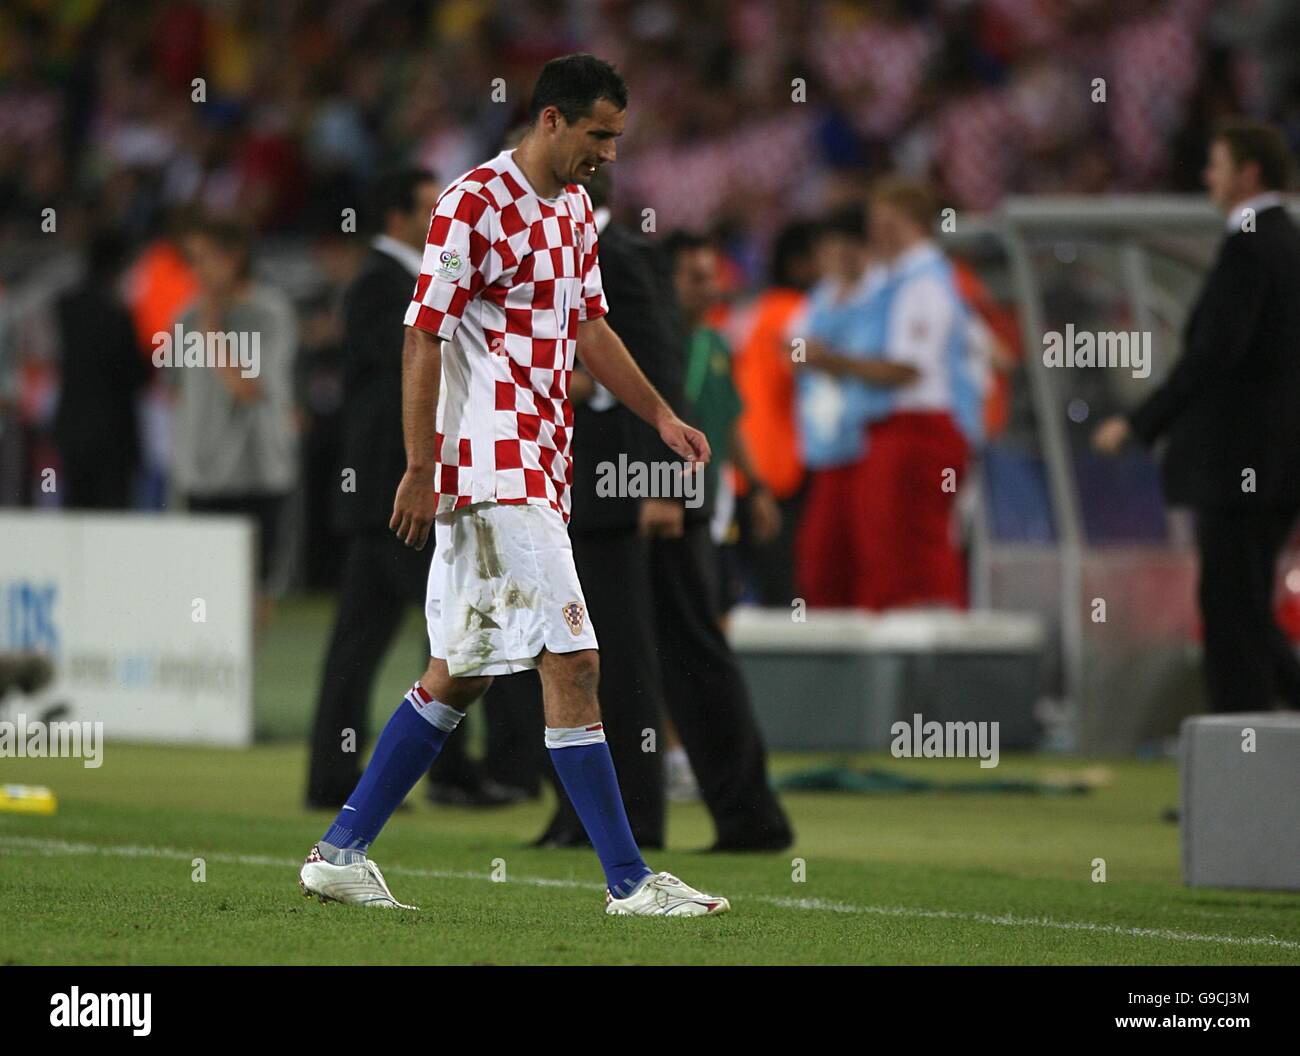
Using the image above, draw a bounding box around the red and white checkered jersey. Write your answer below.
[404,149,608,521]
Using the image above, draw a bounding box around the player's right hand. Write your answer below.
[658,414,711,467]
[390,467,438,550]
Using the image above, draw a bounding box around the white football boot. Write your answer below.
[604,871,731,917]
[298,845,417,910]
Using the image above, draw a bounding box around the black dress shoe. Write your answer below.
[304,787,357,811]
[530,827,591,849]
[479,779,534,805]
[530,827,663,850]
[707,831,794,853]
[426,778,521,808]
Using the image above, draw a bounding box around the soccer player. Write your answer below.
[299,54,730,916]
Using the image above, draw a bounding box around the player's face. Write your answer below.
[674,246,718,319]
[554,98,625,185]
[866,202,897,257]
[185,235,241,295]
[815,233,856,282]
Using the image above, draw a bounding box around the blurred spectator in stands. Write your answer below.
[53,229,150,509]
[173,218,298,624]
[732,220,820,605]
[0,0,1291,246]
[1208,0,1300,117]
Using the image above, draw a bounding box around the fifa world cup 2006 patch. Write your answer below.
[562,601,585,636]
[433,248,466,281]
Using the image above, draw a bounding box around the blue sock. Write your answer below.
[547,723,653,899]
[320,684,463,860]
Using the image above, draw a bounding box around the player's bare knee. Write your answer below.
[421,657,490,709]
[563,649,601,697]
[428,675,490,710]
[443,675,491,710]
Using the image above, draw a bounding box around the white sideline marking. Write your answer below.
[2,835,1298,951]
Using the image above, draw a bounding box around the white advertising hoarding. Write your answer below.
[1,512,254,746]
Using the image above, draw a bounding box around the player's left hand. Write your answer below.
[659,414,711,466]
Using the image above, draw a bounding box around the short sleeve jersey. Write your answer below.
[404,149,608,521]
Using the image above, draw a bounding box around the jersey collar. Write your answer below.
[503,149,563,203]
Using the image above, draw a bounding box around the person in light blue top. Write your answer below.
[791,205,919,606]
[793,206,887,471]
[802,179,988,609]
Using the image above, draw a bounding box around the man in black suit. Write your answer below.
[306,169,521,807]
[536,173,793,851]
[635,233,793,852]
[54,230,149,509]
[1094,121,1300,714]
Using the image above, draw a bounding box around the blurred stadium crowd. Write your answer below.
[3,0,1300,236]
[2,0,1297,607]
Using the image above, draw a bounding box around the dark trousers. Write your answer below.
[543,522,792,849]
[649,523,791,847]
[306,531,483,803]
[1195,505,1300,713]
[478,668,546,796]
[187,491,287,590]
[738,487,804,606]
[61,453,135,510]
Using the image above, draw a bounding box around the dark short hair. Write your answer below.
[369,167,437,230]
[820,203,868,242]
[662,229,711,266]
[86,228,131,279]
[528,53,628,124]
[1216,121,1293,191]
[769,220,821,290]
[187,216,254,279]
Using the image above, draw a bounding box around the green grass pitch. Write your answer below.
[1,597,1297,965]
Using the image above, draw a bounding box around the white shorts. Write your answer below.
[425,501,598,677]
